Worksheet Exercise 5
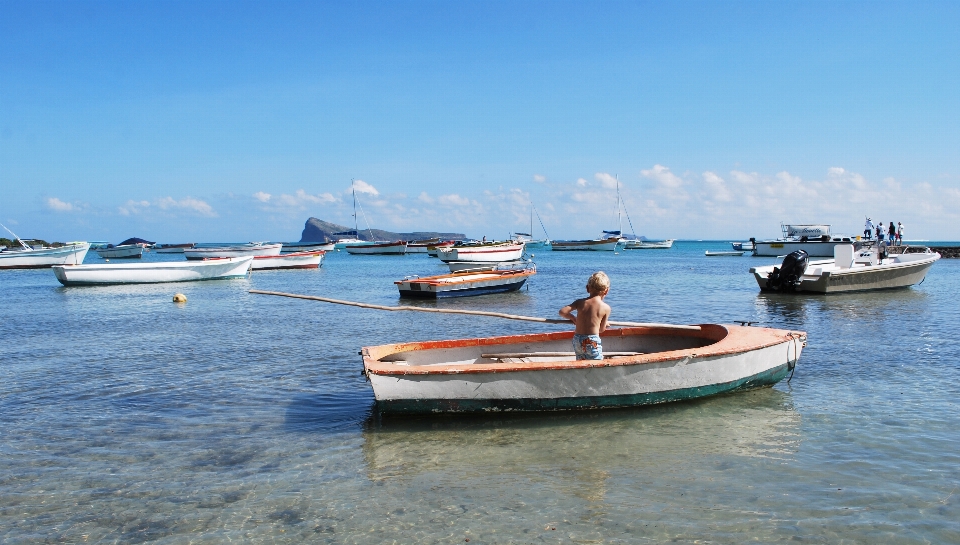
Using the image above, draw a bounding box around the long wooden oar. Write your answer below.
[249,289,701,331]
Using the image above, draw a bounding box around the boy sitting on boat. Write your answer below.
[559,271,611,360]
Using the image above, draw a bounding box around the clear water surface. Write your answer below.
[1,241,958,543]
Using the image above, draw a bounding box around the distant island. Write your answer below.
[299,218,466,243]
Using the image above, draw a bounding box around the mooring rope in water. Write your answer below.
[249,289,702,331]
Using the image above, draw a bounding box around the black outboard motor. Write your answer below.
[766,250,809,292]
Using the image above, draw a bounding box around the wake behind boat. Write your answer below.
[52,256,254,286]
[361,324,805,413]
[184,243,282,260]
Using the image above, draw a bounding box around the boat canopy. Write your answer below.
[333,230,359,236]
[603,230,622,236]
[118,237,155,246]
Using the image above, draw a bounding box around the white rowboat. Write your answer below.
[281,242,335,253]
[706,250,745,256]
[361,324,806,413]
[0,242,90,269]
[252,251,325,270]
[184,243,282,260]
[344,241,408,255]
[437,243,524,262]
[623,239,675,249]
[550,238,620,251]
[96,244,145,259]
[52,256,253,286]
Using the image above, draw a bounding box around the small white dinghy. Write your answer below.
[52,256,253,286]
[437,242,525,262]
[751,244,940,293]
[251,251,325,270]
[0,242,90,269]
[184,243,282,260]
[361,324,806,413]
[396,264,535,298]
[344,240,408,255]
[705,250,744,256]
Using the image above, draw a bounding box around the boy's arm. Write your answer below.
[559,300,580,325]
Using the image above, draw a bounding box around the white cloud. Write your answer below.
[253,191,271,202]
[576,178,588,187]
[118,200,150,216]
[157,197,217,217]
[594,172,620,189]
[45,197,74,212]
[438,194,471,207]
[294,189,336,204]
[418,192,435,204]
[533,174,546,183]
[702,171,732,202]
[641,165,683,188]
[349,179,379,196]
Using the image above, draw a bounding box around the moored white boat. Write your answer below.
[706,250,744,256]
[361,324,805,413]
[252,251,324,270]
[405,238,441,254]
[427,241,456,257]
[281,242,335,253]
[730,241,755,251]
[396,264,536,298]
[154,243,196,253]
[0,242,91,269]
[550,237,621,251]
[184,243,282,260]
[96,244,146,259]
[437,242,525,262]
[750,245,940,293]
[752,224,857,257]
[344,240,408,255]
[623,239,675,249]
[52,256,253,286]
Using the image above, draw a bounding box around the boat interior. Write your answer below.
[370,325,727,367]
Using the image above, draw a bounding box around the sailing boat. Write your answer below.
[617,183,675,249]
[333,185,374,249]
[0,222,90,269]
[341,184,408,255]
[550,178,623,251]
[513,204,552,248]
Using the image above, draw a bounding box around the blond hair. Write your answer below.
[587,271,610,295]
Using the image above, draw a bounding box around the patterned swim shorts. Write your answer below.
[572,334,603,360]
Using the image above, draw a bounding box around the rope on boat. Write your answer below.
[249,289,702,331]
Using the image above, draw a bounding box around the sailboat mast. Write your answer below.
[616,175,622,236]
[351,182,359,239]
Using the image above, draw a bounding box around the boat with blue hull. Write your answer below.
[396,265,536,298]
[361,324,805,414]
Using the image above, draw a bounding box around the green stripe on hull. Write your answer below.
[377,363,792,414]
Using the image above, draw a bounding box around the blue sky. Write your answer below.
[2,1,958,242]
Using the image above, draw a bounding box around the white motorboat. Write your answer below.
[344,240,408,255]
[705,250,745,256]
[96,244,145,259]
[396,264,536,298]
[0,242,90,269]
[427,241,456,257]
[52,256,253,286]
[154,243,196,253]
[550,237,621,251]
[751,224,857,257]
[623,239,675,249]
[730,241,755,251]
[437,242,525,262]
[361,324,805,413]
[750,244,940,293]
[405,238,441,254]
[281,242,335,253]
[252,251,325,270]
[184,243,282,260]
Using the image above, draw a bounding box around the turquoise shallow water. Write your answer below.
[1,242,958,543]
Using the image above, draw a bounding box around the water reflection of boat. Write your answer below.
[360,388,801,482]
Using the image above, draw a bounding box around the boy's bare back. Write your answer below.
[559,271,611,335]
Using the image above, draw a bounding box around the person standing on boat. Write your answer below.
[559,271,611,360]
[876,223,884,243]
[864,217,874,240]
[897,222,904,246]
[888,222,896,245]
